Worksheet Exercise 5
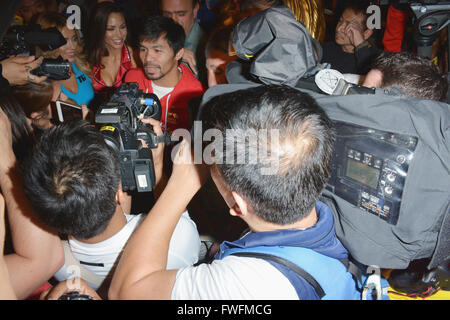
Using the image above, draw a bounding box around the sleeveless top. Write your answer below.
[60,62,94,107]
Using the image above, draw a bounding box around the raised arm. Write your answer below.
[0,193,16,300]
[109,138,208,300]
[0,109,64,299]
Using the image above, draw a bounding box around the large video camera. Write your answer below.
[0,24,70,80]
[95,83,171,193]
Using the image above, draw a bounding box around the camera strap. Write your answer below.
[156,131,174,146]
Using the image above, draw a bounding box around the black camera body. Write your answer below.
[95,82,168,193]
[0,24,66,60]
[31,56,71,80]
[58,291,93,300]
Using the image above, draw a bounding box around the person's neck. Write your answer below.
[105,45,123,59]
[74,206,127,244]
[153,65,182,88]
[186,22,195,36]
[341,44,355,54]
[248,207,318,233]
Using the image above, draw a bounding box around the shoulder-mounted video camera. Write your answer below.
[95,82,172,193]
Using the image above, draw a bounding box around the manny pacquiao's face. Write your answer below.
[139,35,184,83]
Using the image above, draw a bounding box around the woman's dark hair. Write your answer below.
[11,80,53,118]
[85,1,131,68]
[0,95,36,162]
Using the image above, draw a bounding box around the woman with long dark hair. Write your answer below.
[11,80,55,130]
[85,2,138,95]
[0,96,36,162]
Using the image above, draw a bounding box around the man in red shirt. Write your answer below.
[124,16,204,133]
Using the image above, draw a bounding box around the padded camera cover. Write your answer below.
[230,5,320,86]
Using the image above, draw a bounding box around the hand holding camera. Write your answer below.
[96,83,172,193]
[30,56,71,80]
[0,55,47,85]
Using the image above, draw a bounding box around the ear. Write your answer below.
[193,2,200,17]
[175,47,184,61]
[363,28,373,41]
[229,191,249,218]
[116,184,132,215]
[30,111,41,120]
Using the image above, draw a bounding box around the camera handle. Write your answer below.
[410,3,450,68]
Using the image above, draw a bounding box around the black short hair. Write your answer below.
[139,15,185,55]
[342,0,370,28]
[23,120,121,239]
[201,85,335,224]
[372,52,448,102]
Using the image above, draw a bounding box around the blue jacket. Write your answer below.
[214,201,361,300]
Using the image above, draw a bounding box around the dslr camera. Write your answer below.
[30,56,70,80]
[95,82,171,193]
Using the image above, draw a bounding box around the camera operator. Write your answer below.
[109,85,361,300]
[22,119,201,299]
[0,55,47,96]
[362,51,448,102]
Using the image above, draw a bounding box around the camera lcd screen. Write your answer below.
[345,158,380,189]
[51,101,82,123]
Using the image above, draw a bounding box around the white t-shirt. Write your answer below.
[171,256,298,300]
[55,212,200,290]
[151,82,174,100]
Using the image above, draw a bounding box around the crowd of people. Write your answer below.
[0,0,448,300]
